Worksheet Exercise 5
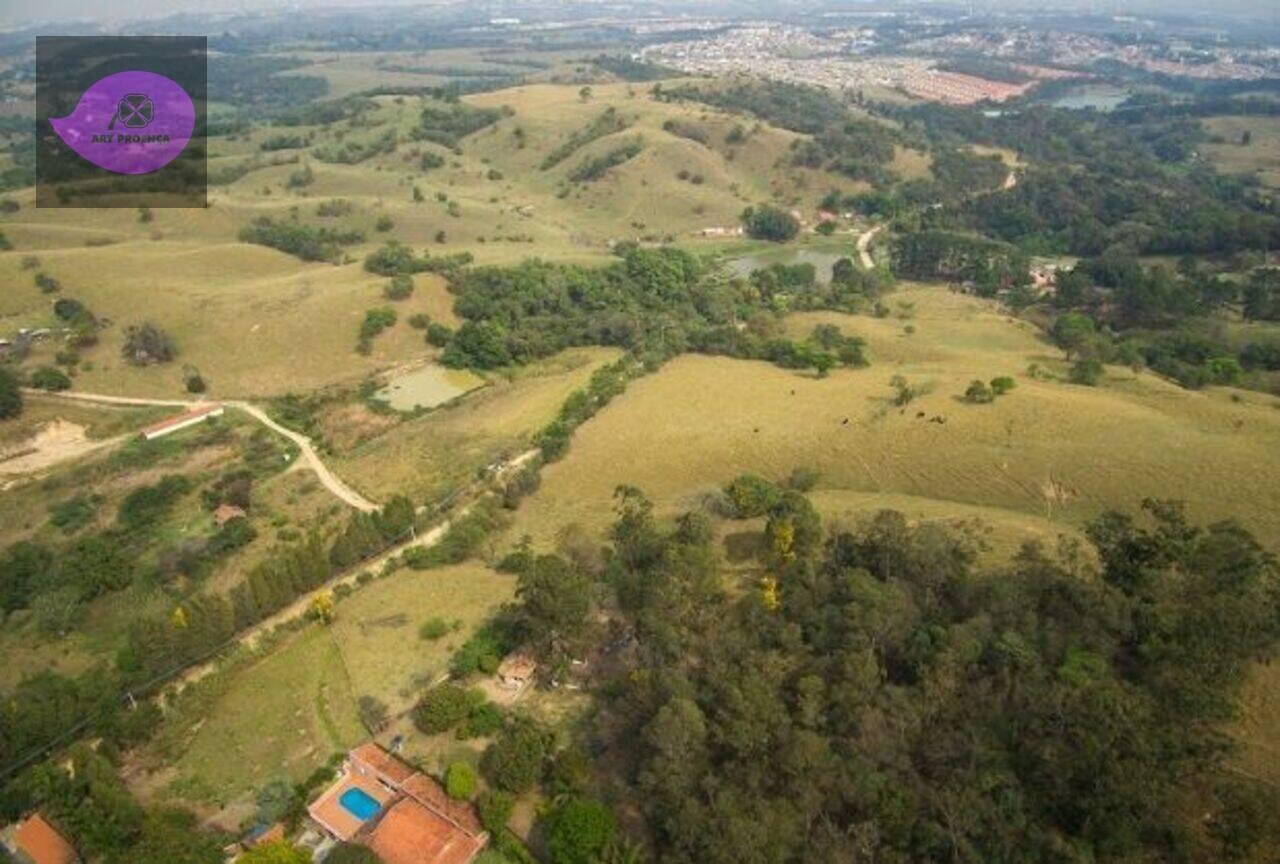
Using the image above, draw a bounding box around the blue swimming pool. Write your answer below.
[339,787,381,821]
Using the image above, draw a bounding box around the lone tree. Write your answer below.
[122,322,177,365]
[0,366,22,419]
[741,205,800,243]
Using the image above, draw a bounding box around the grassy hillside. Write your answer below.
[505,285,1280,550]
[0,82,875,398]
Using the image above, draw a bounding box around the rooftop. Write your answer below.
[12,813,77,864]
[368,797,487,864]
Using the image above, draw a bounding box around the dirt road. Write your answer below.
[25,389,377,512]
[857,224,883,269]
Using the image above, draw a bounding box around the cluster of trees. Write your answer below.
[791,118,898,185]
[1046,256,1279,389]
[363,240,472,277]
[657,79,850,137]
[542,108,631,170]
[414,101,507,150]
[412,683,503,739]
[1,745,226,864]
[893,100,1280,259]
[239,216,363,263]
[513,477,1280,862]
[329,495,416,567]
[314,131,398,165]
[567,138,644,183]
[890,229,1031,294]
[740,205,799,242]
[440,246,875,379]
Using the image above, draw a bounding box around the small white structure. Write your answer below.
[140,404,224,441]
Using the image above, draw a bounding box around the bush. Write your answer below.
[1070,358,1104,386]
[30,366,72,392]
[546,797,617,864]
[384,275,415,301]
[326,844,383,864]
[445,761,478,800]
[419,617,451,640]
[481,718,553,793]
[963,380,994,404]
[0,367,20,420]
[459,701,504,739]
[409,313,431,330]
[426,323,453,348]
[477,790,515,834]
[990,376,1016,395]
[412,684,481,734]
[723,474,784,518]
[358,695,390,733]
[122,322,178,365]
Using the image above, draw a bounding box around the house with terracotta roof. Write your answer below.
[307,744,487,864]
[140,403,224,441]
[2,812,80,864]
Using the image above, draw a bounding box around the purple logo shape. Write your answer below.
[49,70,194,175]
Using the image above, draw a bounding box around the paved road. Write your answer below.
[25,389,377,512]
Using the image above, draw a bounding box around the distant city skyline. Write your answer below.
[2,0,1277,31]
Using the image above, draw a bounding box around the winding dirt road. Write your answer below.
[24,389,377,512]
[857,224,883,269]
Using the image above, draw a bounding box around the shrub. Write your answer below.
[420,617,451,640]
[723,474,783,518]
[477,790,515,834]
[375,214,395,232]
[30,366,72,392]
[357,307,397,353]
[326,844,383,864]
[963,380,994,404]
[384,275,415,301]
[409,313,431,330]
[426,323,453,348]
[990,376,1016,395]
[481,718,552,793]
[546,797,617,864]
[122,322,178,365]
[459,701,504,739]
[445,761,478,800]
[412,683,482,734]
[0,368,20,420]
[358,695,390,733]
[1070,358,1103,386]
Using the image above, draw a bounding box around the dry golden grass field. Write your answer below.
[505,285,1280,552]
[1202,115,1280,189]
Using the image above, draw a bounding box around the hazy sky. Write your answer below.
[2,0,1277,31]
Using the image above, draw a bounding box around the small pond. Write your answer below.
[375,364,485,412]
[727,249,852,284]
[1050,85,1131,113]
